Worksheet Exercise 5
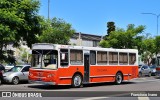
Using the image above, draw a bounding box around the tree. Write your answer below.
[154,36,160,55]
[100,24,145,50]
[141,38,155,65]
[0,0,43,62]
[107,21,115,35]
[38,17,75,44]
[104,22,115,40]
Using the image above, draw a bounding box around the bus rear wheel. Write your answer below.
[72,74,83,88]
[115,72,123,85]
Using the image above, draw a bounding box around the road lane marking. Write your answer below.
[75,97,109,100]
[138,97,150,100]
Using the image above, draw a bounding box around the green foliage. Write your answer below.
[107,21,115,35]
[104,21,115,40]
[154,36,160,55]
[38,17,75,44]
[100,24,145,49]
[141,38,155,64]
[0,0,42,63]
[100,23,160,65]
[99,40,110,47]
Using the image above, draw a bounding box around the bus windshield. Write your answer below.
[31,50,58,69]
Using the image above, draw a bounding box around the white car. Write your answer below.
[3,65,31,85]
[5,65,14,71]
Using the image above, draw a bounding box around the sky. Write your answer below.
[39,0,160,37]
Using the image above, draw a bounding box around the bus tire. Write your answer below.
[115,72,123,85]
[72,74,83,88]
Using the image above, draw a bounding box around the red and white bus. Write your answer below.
[29,43,138,87]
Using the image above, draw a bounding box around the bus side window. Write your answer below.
[119,53,128,65]
[109,52,118,65]
[70,50,83,65]
[90,51,96,65]
[129,53,136,65]
[60,49,68,66]
[97,51,107,65]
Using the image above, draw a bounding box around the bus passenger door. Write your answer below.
[84,54,90,83]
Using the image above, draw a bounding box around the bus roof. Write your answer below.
[32,43,138,53]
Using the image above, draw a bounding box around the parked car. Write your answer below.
[139,65,152,77]
[150,65,157,76]
[0,64,5,73]
[3,65,31,85]
[0,70,3,85]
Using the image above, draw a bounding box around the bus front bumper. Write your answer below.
[29,80,56,85]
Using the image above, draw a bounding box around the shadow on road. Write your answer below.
[154,76,160,79]
[84,81,135,87]
[28,84,72,90]
[27,82,135,90]
[2,81,29,85]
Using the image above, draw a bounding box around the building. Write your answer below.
[2,32,102,64]
[2,41,31,64]
[70,32,102,47]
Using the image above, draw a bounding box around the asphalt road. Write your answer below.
[0,76,160,100]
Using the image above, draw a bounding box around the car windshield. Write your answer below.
[8,66,23,72]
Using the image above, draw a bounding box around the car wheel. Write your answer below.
[12,77,19,85]
[148,72,151,77]
[72,74,83,88]
[115,72,123,85]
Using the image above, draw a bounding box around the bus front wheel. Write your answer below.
[72,74,83,88]
[115,72,123,85]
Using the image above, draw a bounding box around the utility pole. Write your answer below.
[48,0,50,19]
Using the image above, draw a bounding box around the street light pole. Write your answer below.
[157,15,159,35]
[48,0,50,19]
[141,13,160,35]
